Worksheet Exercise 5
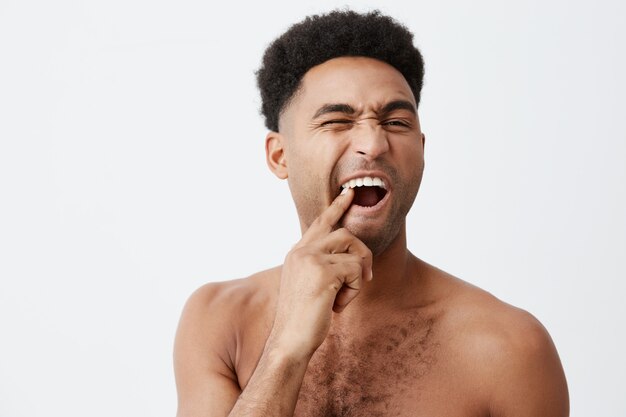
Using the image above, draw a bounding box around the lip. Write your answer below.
[336,170,393,195]
[334,170,393,216]
[345,184,392,215]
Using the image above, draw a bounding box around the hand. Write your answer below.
[268,188,374,358]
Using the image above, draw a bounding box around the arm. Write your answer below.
[174,188,372,416]
[226,340,312,415]
[174,283,241,417]
[488,315,569,417]
[174,287,314,417]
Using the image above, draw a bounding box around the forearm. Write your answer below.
[228,343,311,417]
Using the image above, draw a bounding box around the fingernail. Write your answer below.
[340,187,348,195]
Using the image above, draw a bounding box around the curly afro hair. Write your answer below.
[256,9,425,132]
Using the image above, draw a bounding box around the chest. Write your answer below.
[293,317,439,417]
[236,310,485,417]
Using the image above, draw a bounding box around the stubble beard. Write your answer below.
[338,161,424,257]
[348,221,403,257]
[292,161,422,256]
[344,189,415,257]
[335,162,422,257]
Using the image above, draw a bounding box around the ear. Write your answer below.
[265,131,288,179]
[421,132,426,150]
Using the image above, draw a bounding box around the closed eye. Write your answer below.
[320,119,354,127]
[382,119,411,128]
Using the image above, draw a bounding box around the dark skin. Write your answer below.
[174,57,569,416]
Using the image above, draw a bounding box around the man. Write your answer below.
[174,10,569,417]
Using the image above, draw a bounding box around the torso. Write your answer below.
[294,313,442,417]
[227,259,507,417]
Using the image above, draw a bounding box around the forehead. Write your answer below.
[282,57,416,125]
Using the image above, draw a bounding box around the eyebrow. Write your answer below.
[378,100,417,116]
[312,103,356,119]
[311,100,416,120]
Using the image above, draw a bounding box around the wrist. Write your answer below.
[265,330,316,364]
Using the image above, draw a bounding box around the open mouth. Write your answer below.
[340,176,388,207]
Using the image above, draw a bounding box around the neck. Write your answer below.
[339,224,422,317]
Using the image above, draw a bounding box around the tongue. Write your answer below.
[353,187,381,207]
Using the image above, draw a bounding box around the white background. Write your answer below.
[1,0,624,416]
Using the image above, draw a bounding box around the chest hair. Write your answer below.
[294,315,438,417]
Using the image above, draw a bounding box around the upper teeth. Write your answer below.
[341,176,386,190]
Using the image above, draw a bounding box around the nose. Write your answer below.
[351,119,390,160]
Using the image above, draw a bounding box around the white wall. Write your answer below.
[1,1,624,416]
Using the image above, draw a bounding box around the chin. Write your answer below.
[344,221,402,257]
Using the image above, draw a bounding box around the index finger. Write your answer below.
[304,187,354,240]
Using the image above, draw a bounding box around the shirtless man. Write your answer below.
[174,10,569,417]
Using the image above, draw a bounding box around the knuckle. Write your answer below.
[334,228,355,245]
[336,227,352,238]
[347,254,363,265]
[317,210,333,225]
[358,238,370,252]
[330,276,343,292]
[345,261,362,278]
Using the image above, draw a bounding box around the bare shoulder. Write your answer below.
[175,266,280,361]
[173,267,280,416]
[181,267,280,327]
[428,264,569,416]
[440,275,552,357]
